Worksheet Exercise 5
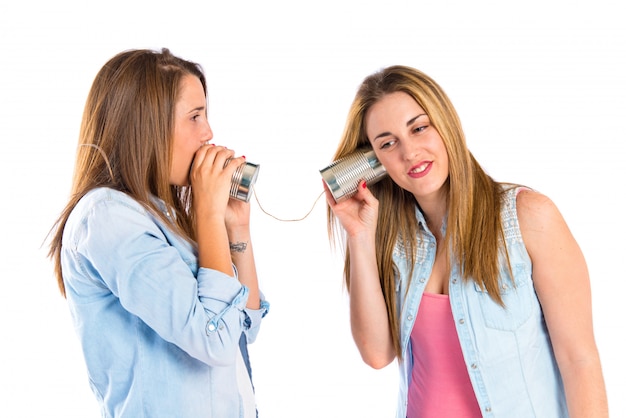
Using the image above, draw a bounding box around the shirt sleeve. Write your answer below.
[64,192,265,366]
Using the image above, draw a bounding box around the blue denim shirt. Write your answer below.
[393,187,568,417]
[61,187,269,417]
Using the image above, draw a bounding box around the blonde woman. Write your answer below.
[325,65,607,418]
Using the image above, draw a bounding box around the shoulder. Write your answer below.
[73,188,148,219]
[64,188,169,254]
[515,188,573,259]
[66,188,152,239]
[515,188,563,231]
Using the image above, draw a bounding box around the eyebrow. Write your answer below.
[372,113,428,142]
[187,106,205,114]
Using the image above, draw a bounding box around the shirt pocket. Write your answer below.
[473,263,535,331]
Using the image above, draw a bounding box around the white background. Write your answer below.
[1,1,624,417]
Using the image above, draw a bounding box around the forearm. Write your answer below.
[228,227,260,310]
[196,215,234,276]
[561,355,608,418]
[348,236,395,369]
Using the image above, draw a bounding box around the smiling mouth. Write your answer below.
[409,162,429,174]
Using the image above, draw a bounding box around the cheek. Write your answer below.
[173,132,195,160]
[171,140,192,172]
[381,151,403,168]
[430,137,448,164]
[380,160,406,185]
[439,145,450,169]
[177,144,195,171]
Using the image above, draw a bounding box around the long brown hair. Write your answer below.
[48,48,206,297]
[327,65,509,359]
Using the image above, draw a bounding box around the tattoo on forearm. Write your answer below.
[229,241,248,253]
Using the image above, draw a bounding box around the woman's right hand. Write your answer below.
[191,144,245,276]
[190,144,244,219]
[324,179,379,240]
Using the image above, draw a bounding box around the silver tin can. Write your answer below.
[320,149,387,203]
[230,161,260,202]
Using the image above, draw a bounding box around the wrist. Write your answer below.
[226,224,250,238]
[229,240,248,253]
[347,231,377,253]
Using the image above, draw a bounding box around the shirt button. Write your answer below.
[207,323,216,332]
[452,278,458,284]
[459,318,465,325]
[471,363,478,369]
[485,407,492,413]
[407,315,413,322]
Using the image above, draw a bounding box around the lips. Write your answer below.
[407,161,432,178]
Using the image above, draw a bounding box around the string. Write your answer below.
[252,188,326,222]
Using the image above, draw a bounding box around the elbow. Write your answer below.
[353,335,396,369]
[365,358,392,370]
[361,351,394,370]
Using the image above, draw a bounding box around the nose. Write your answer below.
[402,138,419,161]
[203,121,214,143]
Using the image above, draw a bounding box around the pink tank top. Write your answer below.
[406,292,482,418]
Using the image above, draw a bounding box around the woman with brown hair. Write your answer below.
[48,48,269,417]
[325,65,607,417]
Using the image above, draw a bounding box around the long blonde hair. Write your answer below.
[48,48,206,297]
[328,66,509,359]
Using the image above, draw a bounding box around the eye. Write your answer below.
[191,114,200,122]
[413,124,428,133]
[380,139,396,150]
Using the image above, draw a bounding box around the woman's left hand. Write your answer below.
[225,188,251,231]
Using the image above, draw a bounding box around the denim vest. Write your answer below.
[393,187,568,417]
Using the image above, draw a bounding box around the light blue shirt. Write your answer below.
[61,187,269,417]
[393,187,568,417]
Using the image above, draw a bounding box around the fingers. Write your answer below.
[325,178,379,238]
[192,145,245,179]
[222,155,247,174]
[323,178,374,208]
[353,179,377,205]
[197,144,233,169]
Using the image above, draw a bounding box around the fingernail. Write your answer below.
[362,181,367,189]
[242,155,246,159]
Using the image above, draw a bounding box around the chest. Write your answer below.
[424,244,450,294]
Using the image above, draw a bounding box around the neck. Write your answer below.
[416,193,448,237]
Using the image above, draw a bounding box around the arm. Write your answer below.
[69,190,248,366]
[192,145,239,276]
[517,189,608,418]
[192,146,267,340]
[225,197,260,310]
[173,144,263,356]
[325,180,396,369]
[225,208,268,343]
